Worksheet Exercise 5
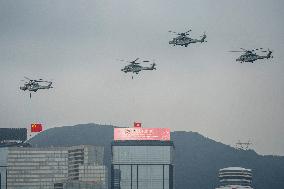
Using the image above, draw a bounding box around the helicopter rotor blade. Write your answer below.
[253,48,263,51]
[116,59,126,62]
[168,30,177,34]
[128,58,140,64]
[185,30,192,34]
[229,51,243,52]
[24,76,32,81]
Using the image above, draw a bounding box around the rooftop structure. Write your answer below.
[0,128,28,148]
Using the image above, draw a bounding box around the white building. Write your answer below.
[216,167,253,189]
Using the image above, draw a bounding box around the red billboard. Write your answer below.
[114,128,170,141]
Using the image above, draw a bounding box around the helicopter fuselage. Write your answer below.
[169,35,206,47]
[121,64,156,74]
[236,51,272,63]
[20,82,52,92]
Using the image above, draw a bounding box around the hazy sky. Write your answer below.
[0,0,284,155]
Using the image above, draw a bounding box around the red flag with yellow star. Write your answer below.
[31,123,43,132]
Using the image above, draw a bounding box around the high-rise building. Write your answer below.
[7,147,69,189]
[216,167,253,189]
[0,166,7,189]
[68,145,104,180]
[6,145,107,189]
[111,127,174,189]
[0,147,8,189]
[79,165,107,185]
[57,180,105,189]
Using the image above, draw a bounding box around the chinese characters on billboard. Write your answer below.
[114,128,170,141]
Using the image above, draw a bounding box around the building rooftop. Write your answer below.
[220,167,252,171]
[112,140,174,146]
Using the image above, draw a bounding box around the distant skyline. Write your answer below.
[0,0,284,155]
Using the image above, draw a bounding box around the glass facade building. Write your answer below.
[7,147,69,189]
[68,145,104,180]
[6,145,107,189]
[111,141,174,189]
[0,167,7,189]
[0,147,9,189]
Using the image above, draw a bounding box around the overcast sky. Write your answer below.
[0,0,284,155]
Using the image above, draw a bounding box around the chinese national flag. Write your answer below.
[31,124,43,132]
[134,122,142,128]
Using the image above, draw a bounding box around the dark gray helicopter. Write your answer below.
[119,58,156,79]
[168,30,207,47]
[20,77,53,98]
[230,48,273,63]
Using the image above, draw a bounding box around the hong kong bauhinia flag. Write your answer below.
[134,122,142,128]
[31,123,43,132]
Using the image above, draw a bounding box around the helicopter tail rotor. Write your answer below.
[200,32,207,42]
[267,49,273,58]
[151,59,156,70]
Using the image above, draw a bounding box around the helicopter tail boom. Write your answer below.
[142,63,156,70]
[48,82,53,88]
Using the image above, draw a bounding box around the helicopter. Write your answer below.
[118,58,156,79]
[229,48,273,63]
[20,77,53,98]
[168,30,207,47]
